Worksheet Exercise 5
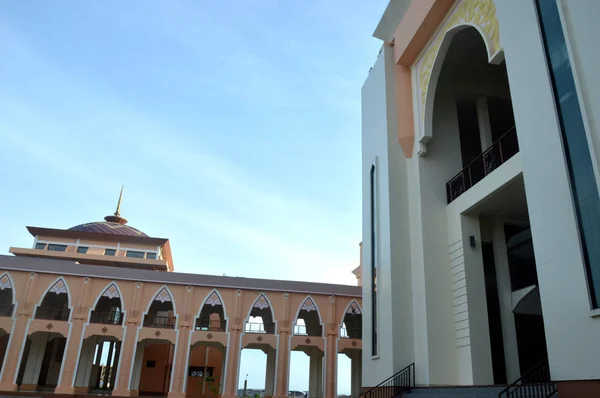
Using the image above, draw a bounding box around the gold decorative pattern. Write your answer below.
[418,0,500,121]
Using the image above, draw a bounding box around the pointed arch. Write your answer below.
[90,282,125,325]
[245,293,276,334]
[196,289,228,332]
[143,285,177,329]
[145,285,176,314]
[35,277,71,321]
[293,296,323,337]
[0,273,15,317]
[0,273,15,302]
[339,300,362,340]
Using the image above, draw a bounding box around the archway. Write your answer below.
[196,290,227,332]
[90,283,123,325]
[16,331,67,392]
[293,297,322,337]
[0,274,14,317]
[185,341,226,397]
[130,338,175,396]
[35,279,70,321]
[73,335,121,393]
[338,301,362,398]
[144,287,176,329]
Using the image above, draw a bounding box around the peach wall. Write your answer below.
[139,343,173,393]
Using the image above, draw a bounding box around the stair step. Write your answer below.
[402,386,550,398]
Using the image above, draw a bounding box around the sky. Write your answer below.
[0,0,387,393]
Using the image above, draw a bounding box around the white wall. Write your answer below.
[495,0,600,382]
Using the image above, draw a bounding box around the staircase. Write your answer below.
[403,386,506,397]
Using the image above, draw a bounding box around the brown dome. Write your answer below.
[68,222,147,237]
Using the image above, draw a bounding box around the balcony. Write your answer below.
[244,322,275,334]
[35,307,70,321]
[195,318,227,332]
[143,315,176,329]
[0,304,13,317]
[293,324,323,337]
[90,310,123,325]
[340,327,362,339]
[446,127,519,204]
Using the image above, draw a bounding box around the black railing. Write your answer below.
[446,127,519,204]
[340,327,362,339]
[143,315,176,329]
[90,310,123,325]
[498,358,556,398]
[244,322,275,334]
[35,307,70,321]
[364,363,415,398]
[195,319,227,332]
[0,304,14,317]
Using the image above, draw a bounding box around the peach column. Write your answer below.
[222,289,242,398]
[274,293,291,398]
[0,272,37,391]
[113,282,143,397]
[168,286,193,398]
[55,277,91,394]
[324,296,338,398]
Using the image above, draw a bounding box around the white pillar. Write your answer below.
[264,346,276,396]
[308,348,323,398]
[74,337,97,388]
[130,340,146,391]
[350,351,362,398]
[477,97,493,150]
[493,220,521,382]
[21,333,48,386]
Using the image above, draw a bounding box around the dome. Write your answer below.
[68,221,148,237]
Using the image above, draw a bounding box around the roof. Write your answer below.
[26,226,168,246]
[69,221,148,237]
[0,255,362,297]
[373,0,413,42]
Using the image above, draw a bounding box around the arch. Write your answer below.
[293,296,324,337]
[145,285,177,314]
[417,0,503,151]
[339,300,362,325]
[37,277,72,308]
[143,285,177,329]
[245,293,276,334]
[196,289,228,332]
[90,282,125,325]
[0,273,15,317]
[35,277,72,321]
[0,273,15,303]
[339,300,362,340]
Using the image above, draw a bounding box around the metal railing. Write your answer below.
[143,315,176,329]
[195,319,227,332]
[0,304,14,317]
[244,322,275,334]
[446,127,519,204]
[364,363,415,398]
[90,310,123,325]
[292,324,323,337]
[498,358,557,398]
[35,307,70,321]
[339,327,362,339]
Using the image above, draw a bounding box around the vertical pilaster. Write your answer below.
[493,220,520,382]
[308,347,323,398]
[54,318,86,393]
[110,341,121,389]
[350,351,362,398]
[324,296,337,398]
[223,289,242,398]
[74,337,97,390]
[168,286,193,398]
[264,345,276,396]
[274,293,290,398]
[129,340,146,393]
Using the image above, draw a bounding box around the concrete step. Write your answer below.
[402,386,554,398]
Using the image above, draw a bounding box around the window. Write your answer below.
[48,244,67,252]
[146,360,156,368]
[77,246,88,254]
[146,252,157,260]
[105,249,116,256]
[536,0,600,308]
[126,251,145,259]
[35,243,46,250]
[370,164,378,356]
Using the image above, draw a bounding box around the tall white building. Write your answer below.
[360,1,600,397]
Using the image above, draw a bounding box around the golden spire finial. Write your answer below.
[115,185,124,217]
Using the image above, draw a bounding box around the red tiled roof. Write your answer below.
[68,222,148,237]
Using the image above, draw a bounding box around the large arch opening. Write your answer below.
[185,341,226,396]
[16,331,67,392]
[90,283,124,325]
[73,335,121,393]
[0,274,14,317]
[130,338,175,396]
[35,279,70,321]
[293,297,322,337]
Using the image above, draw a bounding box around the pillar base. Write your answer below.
[54,385,76,394]
[19,383,38,391]
[0,382,17,392]
[167,392,187,398]
[112,388,138,397]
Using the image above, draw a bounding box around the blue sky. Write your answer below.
[0,0,386,393]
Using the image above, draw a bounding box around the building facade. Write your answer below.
[0,201,362,397]
[361,0,600,397]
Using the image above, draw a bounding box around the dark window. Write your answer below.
[126,251,145,259]
[146,360,156,368]
[370,164,378,356]
[188,366,204,377]
[206,366,214,377]
[105,249,116,256]
[77,246,88,254]
[146,252,157,260]
[536,0,600,308]
[35,243,46,250]
[48,244,67,252]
